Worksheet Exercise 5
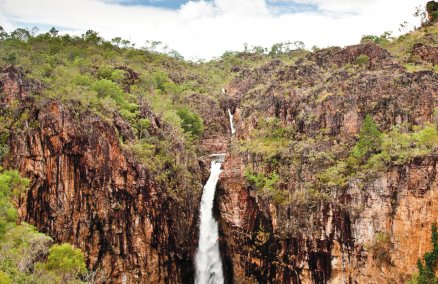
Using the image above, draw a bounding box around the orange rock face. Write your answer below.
[216,44,438,283]
[1,67,201,283]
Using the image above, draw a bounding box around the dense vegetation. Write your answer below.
[0,169,89,283]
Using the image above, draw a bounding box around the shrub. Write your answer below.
[176,107,204,137]
[41,243,87,282]
[244,169,287,204]
[354,54,370,68]
[91,79,124,102]
[414,124,438,150]
[0,169,30,236]
[318,161,349,187]
[351,115,382,161]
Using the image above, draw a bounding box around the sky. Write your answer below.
[0,0,426,60]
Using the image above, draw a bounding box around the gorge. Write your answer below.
[0,6,438,284]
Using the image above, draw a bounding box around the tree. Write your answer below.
[351,115,382,160]
[0,26,8,40]
[92,79,124,102]
[176,108,204,137]
[49,27,59,37]
[111,37,122,47]
[82,30,102,45]
[10,28,30,41]
[413,224,438,283]
[426,1,438,22]
[42,243,87,282]
[0,169,29,236]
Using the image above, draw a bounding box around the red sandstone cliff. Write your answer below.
[217,43,438,283]
[1,66,201,283]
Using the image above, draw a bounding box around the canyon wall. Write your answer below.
[217,44,438,283]
[1,66,203,283]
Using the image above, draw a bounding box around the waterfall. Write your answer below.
[195,154,225,284]
[227,108,236,135]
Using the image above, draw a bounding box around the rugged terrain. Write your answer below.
[218,43,438,283]
[0,18,438,284]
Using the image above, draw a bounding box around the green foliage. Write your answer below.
[351,115,382,161]
[244,169,287,204]
[176,107,204,137]
[0,223,52,282]
[413,223,438,284]
[427,1,438,22]
[354,54,370,68]
[414,124,438,150]
[318,161,350,187]
[2,52,16,66]
[320,123,438,189]
[241,117,294,159]
[0,168,88,283]
[360,31,393,45]
[41,243,87,281]
[91,79,124,101]
[0,271,11,284]
[0,169,29,236]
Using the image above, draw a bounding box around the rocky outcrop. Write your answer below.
[308,43,398,70]
[412,43,438,64]
[1,66,202,283]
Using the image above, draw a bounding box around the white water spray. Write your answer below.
[227,108,236,135]
[195,154,225,284]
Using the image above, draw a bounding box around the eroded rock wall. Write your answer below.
[1,67,201,283]
[217,44,438,283]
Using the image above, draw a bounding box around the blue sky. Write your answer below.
[105,0,189,9]
[107,0,319,13]
[0,0,425,59]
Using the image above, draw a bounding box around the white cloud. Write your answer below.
[0,0,425,60]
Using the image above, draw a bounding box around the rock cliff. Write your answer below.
[1,66,202,283]
[217,43,438,283]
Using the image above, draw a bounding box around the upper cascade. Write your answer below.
[228,108,236,135]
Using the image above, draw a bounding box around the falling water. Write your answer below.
[227,108,236,135]
[195,154,225,284]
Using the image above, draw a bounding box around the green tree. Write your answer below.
[0,26,9,40]
[426,1,438,22]
[42,243,87,282]
[413,224,438,283]
[176,108,204,137]
[352,115,382,160]
[0,169,29,236]
[91,79,124,102]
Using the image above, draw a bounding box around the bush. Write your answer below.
[244,169,287,203]
[176,108,204,137]
[354,54,370,68]
[41,243,87,282]
[91,79,124,102]
[0,169,29,236]
[351,115,382,161]
[318,161,349,187]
